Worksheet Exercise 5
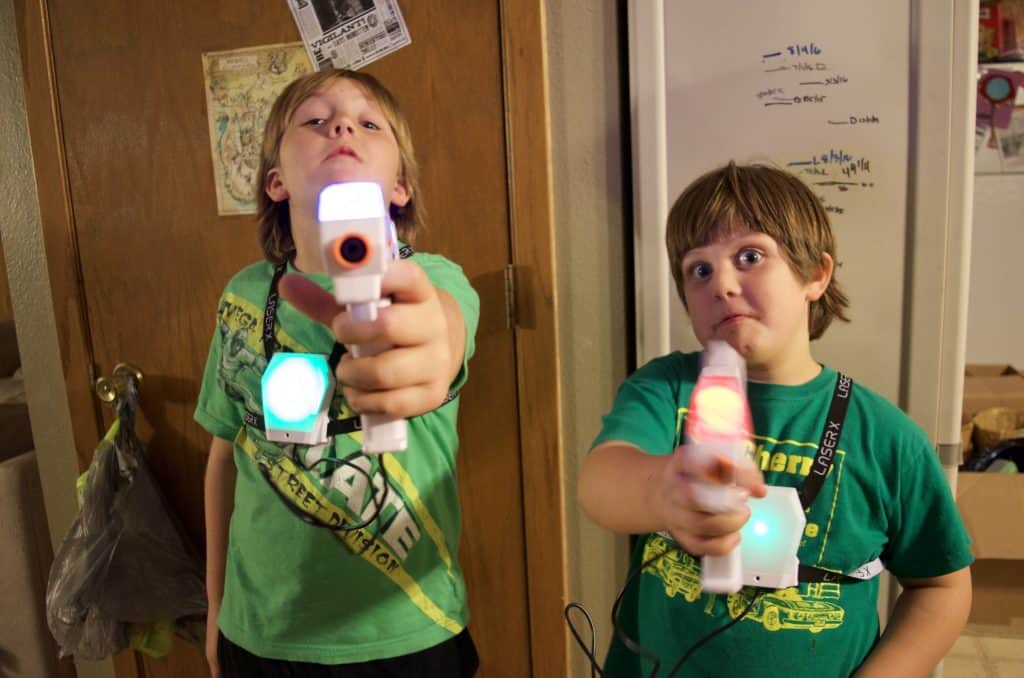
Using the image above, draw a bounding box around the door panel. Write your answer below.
[43,0,529,674]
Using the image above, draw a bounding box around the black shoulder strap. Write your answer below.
[795,372,869,584]
[245,409,363,437]
[798,372,853,508]
[262,263,288,359]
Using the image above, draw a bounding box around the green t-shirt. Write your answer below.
[194,252,479,664]
[592,351,973,678]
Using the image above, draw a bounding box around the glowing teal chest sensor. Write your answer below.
[740,486,805,589]
[261,353,336,445]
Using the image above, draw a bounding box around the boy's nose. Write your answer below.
[332,120,355,136]
[712,268,741,299]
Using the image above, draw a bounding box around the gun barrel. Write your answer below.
[332,233,372,269]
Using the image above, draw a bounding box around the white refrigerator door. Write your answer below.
[629,0,976,466]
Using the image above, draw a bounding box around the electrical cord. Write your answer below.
[301,447,391,532]
[608,545,676,677]
[665,589,762,678]
[566,540,763,678]
[260,447,390,532]
[564,602,605,678]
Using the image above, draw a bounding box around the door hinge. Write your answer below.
[504,264,516,330]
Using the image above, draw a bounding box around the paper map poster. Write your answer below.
[202,43,313,215]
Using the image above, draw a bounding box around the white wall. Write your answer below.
[966,174,1024,368]
[545,2,632,676]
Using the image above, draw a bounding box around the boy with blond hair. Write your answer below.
[197,69,479,677]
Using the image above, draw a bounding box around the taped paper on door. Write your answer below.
[288,0,412,71]
[201,43,313,215]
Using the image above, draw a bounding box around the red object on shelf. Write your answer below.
[980,3,1005,61]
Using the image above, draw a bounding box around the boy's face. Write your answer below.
[679,223,831,381]
[264,78,409,221]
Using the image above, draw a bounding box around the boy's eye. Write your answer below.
[361,120,381,131]
[737,249,763,266]
[688,262,713,280]
[302,117,327,127]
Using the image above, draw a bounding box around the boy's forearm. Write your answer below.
[204,437,236,612]
[437,288,466,384]
[579,442,669,535]
[855,568,972,677]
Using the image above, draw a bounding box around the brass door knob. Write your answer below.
[94,362,144,403]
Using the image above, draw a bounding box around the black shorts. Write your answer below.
[217,629,479,678]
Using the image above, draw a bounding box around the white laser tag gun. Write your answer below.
[317,181,407,454]
[685,340,757,593]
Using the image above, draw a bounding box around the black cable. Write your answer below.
[566,542,677,677]
[261,448,390,532]
[299,448,390,532]
[665,589,762,677]
[564,602,605,678]
[567,539,765,678]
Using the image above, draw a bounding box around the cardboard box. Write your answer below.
[956,472,1024,560]
[963,363,1024,421]
[967,559,1024,627]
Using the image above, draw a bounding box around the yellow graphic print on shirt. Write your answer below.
[218,291,462,634]
[724,586,844,633]
[642,533,846,634]
[647,407,850,634]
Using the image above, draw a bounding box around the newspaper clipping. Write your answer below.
[201,43,313,215]
[288,0,412,71]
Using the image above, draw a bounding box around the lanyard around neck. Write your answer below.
[798,372,853,509]
[669,371,861,584]
[263,245,415,362]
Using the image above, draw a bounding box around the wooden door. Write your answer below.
[16,0,565,675]
[0,242,12,320]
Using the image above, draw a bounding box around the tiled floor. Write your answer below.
[942,625,1024,677]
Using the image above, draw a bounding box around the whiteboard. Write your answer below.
[634,0,912,401]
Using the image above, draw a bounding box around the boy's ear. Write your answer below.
[805,252,835,302]
[390,176,411,208]
[265,168,289,202]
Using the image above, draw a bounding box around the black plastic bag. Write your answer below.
[961,436,1024,473]
[45,374,206,660]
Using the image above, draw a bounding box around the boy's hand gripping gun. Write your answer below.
[684,340,756,593]
[317,181,408,454]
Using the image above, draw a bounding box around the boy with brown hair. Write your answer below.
[579,162,972,677]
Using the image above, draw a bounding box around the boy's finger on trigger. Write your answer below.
[675,444,723,478]
[336,346,433,391]
[373,303,445,347]
[674,530,740,558]
[331,309,384,346]
[734,462,768,497]
[278,274,343,327]
[689,511,744,538]
[695,532,743,558]
[381,260,434,303]
[344,383,435,419]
